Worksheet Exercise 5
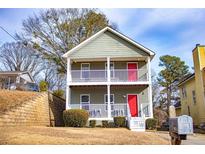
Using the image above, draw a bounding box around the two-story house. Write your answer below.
[63,27,155,131]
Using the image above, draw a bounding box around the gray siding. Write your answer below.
[71,86,106,104]
[70,85,149,105]
[69,31,149,59]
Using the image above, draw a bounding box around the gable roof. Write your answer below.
[0,71,35,83]
[178,73,195,87]
[62,27,155,59]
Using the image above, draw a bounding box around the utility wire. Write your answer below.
[0,25,17,41]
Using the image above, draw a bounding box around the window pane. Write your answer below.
[81,64,90,79]
[82,64,89,70]
[81,95,89,102]
[110,95,114,102]
[105,94,114,103]
[105,63,114,78]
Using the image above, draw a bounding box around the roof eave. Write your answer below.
[178,75,195,87]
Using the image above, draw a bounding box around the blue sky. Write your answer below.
[1,8,205,73]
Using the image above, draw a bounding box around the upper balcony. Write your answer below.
[68,59,151,85]
[71,69,148,83]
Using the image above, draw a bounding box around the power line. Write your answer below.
[0,25,28,47]
[0,25,17,41]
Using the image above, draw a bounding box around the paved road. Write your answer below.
[156,131,205,145]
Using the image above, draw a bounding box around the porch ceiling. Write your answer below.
[70,84,148,88]
[71,56,147,63]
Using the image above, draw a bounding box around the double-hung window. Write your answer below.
[105,62,114,78]
[81,63,90,79]
[104,94,114,110]
[80,94,90,110]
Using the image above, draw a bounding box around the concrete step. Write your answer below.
[128,117,145,132]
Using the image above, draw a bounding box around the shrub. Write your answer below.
[96,125,102,127]
[146,118,157,130]
[53,89,64,98]
[39,80,48,92]
[63,109,89,127]
[114,116,126,127]
[89,120,96,128]
[102,120,109,128]
[108,122,115,128]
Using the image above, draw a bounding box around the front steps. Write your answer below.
[128,117,146,131]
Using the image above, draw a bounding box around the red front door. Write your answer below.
[128,63,138,81]
[128,94,138,117]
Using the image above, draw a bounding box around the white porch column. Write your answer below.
[147,57,153,118]
[107,84,111,118]
[66,58,71,109]
[107,57,111,118]
[107,57,111,82]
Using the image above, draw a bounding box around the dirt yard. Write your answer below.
[0,126,169,145]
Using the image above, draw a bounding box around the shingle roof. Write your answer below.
[178,73,195,86]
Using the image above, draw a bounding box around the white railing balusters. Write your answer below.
[69,103,150,118]
[70,69,148,82]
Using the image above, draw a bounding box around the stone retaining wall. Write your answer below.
[0,92,65,127]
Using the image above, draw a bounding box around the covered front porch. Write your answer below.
[68,85,152,120]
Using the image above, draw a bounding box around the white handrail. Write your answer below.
[71,69,148,82]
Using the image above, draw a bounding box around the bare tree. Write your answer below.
[40,62,66,91]
[16,8,116,74]
[0,42,43,80]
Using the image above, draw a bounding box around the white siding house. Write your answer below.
[63,27,155,131]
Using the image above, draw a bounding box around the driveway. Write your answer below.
[156,131,205,145]
[0,126,169,145]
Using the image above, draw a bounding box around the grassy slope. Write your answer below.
[0,90,38,112]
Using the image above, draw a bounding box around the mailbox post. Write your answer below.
[169,115,193,145]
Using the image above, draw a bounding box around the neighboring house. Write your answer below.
[63,27,155,130]
[0,71,38,91]
[178,44,205,126]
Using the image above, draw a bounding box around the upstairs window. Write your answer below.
[182,87,187,98]
[192,90,196,104]
[105,62,114,78]
[81,63,90,79]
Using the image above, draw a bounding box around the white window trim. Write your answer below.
[104,94,114,111]
[105,62,115,78]
[80,94,90,109]
[81,63,90,79]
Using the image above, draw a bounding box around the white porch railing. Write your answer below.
[70,69,148,82]
[139,103,150,117]
[71,70,107,82]
[111,69,148,82]
[69,103,150,118]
